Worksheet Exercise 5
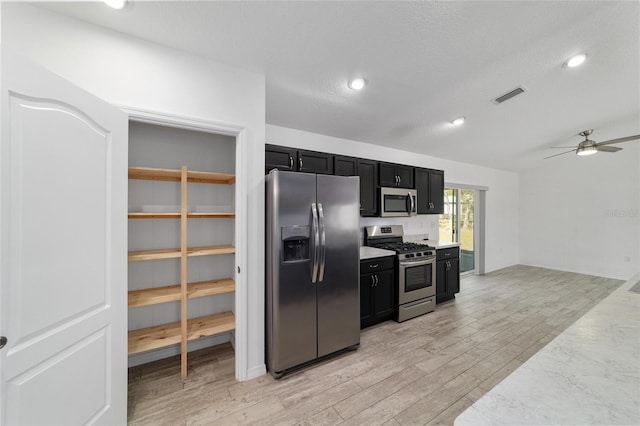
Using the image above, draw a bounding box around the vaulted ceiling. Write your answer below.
[40,1,640,172]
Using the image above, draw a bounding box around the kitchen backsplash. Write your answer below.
[359,215,439,245]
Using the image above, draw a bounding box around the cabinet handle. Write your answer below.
[374,275,379,286]
[299,157,303,170]
[369,263,378,268]
[371,275,376,287]
[398,175,401,184]
[289,155,294,170]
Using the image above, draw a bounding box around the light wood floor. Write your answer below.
[128,265,623,425]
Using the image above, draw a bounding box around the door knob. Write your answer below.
[0,336,7,349]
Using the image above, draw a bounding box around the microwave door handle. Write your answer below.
[318,203,326,282]
[409,192,415,214]
[311,203,319,283]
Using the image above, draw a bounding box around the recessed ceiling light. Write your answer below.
[564,53,587,68]
[104,0,127,9]
[348,78,366,90]
[451,117,466,126]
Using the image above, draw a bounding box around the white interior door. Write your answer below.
[0,53,127,425]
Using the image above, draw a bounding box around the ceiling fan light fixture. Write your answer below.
[564,53,588,68]
[348,78,366,90]
[451,116,466,126]
[576,145,597,156]
[104,0,127,9]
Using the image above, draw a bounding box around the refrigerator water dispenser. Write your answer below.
[281,225,310,262]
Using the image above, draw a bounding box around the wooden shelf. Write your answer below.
[128,212,235,219]
[129,166,235,184]
[128,311,235,355]
[128,278,235,307]
[128,245,235,261]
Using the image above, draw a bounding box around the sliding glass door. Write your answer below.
[439,188,475,274]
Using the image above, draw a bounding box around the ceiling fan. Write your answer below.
[544,129,640,159]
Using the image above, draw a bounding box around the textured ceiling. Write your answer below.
[39,1,640,172]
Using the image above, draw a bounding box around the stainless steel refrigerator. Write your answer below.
[266,169,360,378]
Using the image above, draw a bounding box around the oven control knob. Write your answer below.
[416,253,422,256]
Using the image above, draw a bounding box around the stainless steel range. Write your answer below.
[365,225,436,322]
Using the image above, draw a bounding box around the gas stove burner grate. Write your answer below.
[370,241,435,253]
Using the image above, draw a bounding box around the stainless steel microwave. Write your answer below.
[380,187,417,217]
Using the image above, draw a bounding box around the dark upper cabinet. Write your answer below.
[265,144,296,173]
[334,155,358,176]
[297,149,333,174]
[265,145,333,174]
[379,162,414,189]
[415,167,444,214]
[357,159,377,216]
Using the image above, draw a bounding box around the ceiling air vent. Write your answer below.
[492,86,526,104]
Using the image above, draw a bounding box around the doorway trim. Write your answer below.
[445,182,488,275]
[119,106,249,381]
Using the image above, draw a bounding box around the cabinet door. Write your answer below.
[436,260,447,303]
[360,273,374,327]
[265,144,296,173]
[429,169,445,214]
[378,163,398,187]
[334,155,357,176]
[396,165,414,189]
[415,167,432,214]
[373,269,395,320]
[297,149,334,174]
[448,258,460,295]
[358,159,378,216]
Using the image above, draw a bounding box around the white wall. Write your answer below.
[267,125,520,273]
[2,3,266,380]
[519,141,639,280]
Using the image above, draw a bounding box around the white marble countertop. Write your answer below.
[455,273,640,425]
[404,234,460,249]
[359,246,396,260]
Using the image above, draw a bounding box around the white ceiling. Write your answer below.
[39,1,640,172]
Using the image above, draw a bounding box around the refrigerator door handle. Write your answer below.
[318,202,326,282]
[311,203,320,283]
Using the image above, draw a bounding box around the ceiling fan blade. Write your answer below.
[544,149,576,159]
[597,134,640,146]
[596,145,622,153]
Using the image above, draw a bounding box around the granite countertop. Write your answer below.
[359,246,396,260]
[455,272,640,425]
[403,234,460,249]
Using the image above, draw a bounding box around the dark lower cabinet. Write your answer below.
[436,247,460,303]
[360,256,395,328]
[415,167,444,214]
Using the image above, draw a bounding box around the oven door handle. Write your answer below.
[399,257,435,267]
[311,203,320,283]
